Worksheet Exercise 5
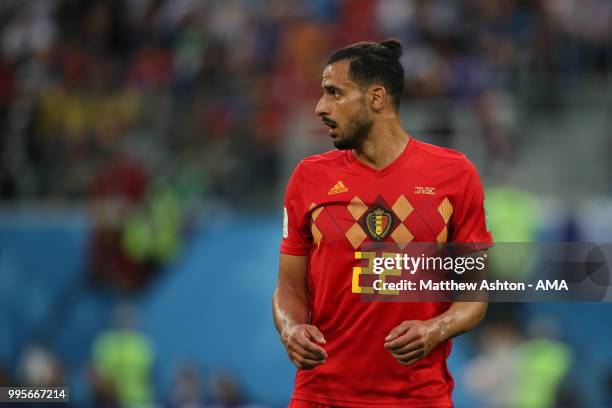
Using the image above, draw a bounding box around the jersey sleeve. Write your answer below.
[280,162,313,255]
[449,159,494,249]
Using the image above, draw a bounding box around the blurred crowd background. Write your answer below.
[1,0,612,407]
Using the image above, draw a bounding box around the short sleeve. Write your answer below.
[449,159,494,249]
[280,163,313,255]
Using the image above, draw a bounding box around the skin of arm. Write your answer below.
[384,250,489,365]
[273,253,327,369]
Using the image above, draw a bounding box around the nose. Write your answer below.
[315,96,329,117]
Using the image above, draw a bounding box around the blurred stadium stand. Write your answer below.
[1,0,612,406]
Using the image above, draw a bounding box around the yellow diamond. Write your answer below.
[345,223,367,249]
[392,195,413,221]
[347,196,367,220]
[391,223,414,249]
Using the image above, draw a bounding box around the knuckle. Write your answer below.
[403,352,417,361]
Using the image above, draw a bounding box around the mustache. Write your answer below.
[321,117,338,127]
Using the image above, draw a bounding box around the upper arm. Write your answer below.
[274,163,312,328]
[449,159,493,248]
[276,254,309,301]
[280,162,313,256]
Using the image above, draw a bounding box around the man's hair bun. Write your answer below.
[379,40,402,59]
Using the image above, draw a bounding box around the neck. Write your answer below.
[353,116,408,170]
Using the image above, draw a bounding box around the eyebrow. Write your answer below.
[323,85,340,93]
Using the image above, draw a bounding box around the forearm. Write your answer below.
[272,283,309,335]
[425,249,489,342]
[425,301,487,343]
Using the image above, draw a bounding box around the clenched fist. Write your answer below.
[281,324,328,370]
[384,320,441,366]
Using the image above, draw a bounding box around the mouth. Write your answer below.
[322,119,338,137]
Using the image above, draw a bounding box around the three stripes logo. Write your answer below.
[328,181,349,195]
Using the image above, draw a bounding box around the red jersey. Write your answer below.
[280,137,493,407]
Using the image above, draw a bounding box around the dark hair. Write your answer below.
[327,40,405,110]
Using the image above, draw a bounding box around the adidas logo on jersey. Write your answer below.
[328,181,349,195]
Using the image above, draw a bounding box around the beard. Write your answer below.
[333,103,373,150]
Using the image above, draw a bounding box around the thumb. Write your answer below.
[385,321,410,341]
[305,325,326,344]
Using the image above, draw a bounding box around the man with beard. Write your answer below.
[273,40,493,407]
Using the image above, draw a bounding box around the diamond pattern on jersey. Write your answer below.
[308,194,454,250]
[436,197,454,243]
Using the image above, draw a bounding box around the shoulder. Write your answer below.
[412,138,478,175]
[412,138,467,162]
[285,150,346,201]
[301,149,346,165]
[293,149,347,175]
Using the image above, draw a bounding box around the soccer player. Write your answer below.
[273,40,493,408]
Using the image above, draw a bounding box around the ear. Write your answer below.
[369,85,386,112]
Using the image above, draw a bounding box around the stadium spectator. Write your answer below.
[91,304,155,408]
[0,0,610,202]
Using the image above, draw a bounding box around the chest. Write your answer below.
[307,175,458,249]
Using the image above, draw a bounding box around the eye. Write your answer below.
[324,86,339,97]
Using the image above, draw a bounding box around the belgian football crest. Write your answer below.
[362,199,397,241]
[364,206,394,240]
